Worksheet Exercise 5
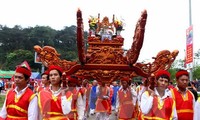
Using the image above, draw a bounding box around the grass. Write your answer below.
[0,94,5,108]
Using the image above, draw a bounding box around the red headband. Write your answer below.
[176,70,189,79]
[48,65,63,73]
[67,76,79,84]
[156,70,170,79]
[42,70,49,76]
[121,77,130,82]
[15,67,31,77]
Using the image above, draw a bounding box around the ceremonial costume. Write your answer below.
[38,65,73,120]
[170,87,194,120]
[116,77,137,120]
[35,70,50,93]
[67,76,85,120]
[141,70,177,120]
[0,66,38,120]
[95,85,110,120]
[66,88,85,120]
[79,80,91,118]
[141,89,177,120]
[170,69,195,120]
[35,85,50,93]
[38,87,72,120]
[0,87,38,120]
[135,84,147,120]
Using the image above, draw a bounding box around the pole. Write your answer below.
[41,64,45,73]
[189,0,192,26]
[41,40,45,73]
[189,0,193,81]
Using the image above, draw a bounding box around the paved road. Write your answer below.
[87,112,117,120]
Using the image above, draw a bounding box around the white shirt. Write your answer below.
[194,98,200,120]
[115,87,137,112]
[80,86,88,115]
[140,88,177,120]
[74,87,85,120]
[137,85,147,106]
[0,86,38,120]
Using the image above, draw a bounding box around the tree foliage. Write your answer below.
[1,24,200,81]
[4,49,34,70]
[169,50,200,81]
[0,25,84,71]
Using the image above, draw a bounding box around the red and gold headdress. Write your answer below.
[48,65,63,73]
[175,70,189,79]
[15,66,31,77]
[155,70,170,79]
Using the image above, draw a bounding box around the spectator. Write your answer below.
[188,82,198,101]
[0,79,3,93]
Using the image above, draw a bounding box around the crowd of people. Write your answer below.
[0,64,200,120]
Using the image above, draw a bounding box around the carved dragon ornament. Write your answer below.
[34,9,179,83]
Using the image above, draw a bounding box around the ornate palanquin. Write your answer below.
[34,9,179,84]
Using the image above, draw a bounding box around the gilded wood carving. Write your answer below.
[34,9,179,84]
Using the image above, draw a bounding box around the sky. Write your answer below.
[0,0,200,62]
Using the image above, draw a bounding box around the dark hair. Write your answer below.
[68,75,78,84]
[24,74,30,81]
[157,74,170,82]
[188,82,192,86]
[49,69,62,77]
[41,73,49,80]
[57,71,62,77]
[48,69,62,84]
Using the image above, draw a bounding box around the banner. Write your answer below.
[20,60,31,70]
[185,25,193,68]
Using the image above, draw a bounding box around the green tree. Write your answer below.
[28,26,56,47]
[0,25,26,63]
[193,66,200,80]
[3,49,40,71]
[0,24,85,71]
